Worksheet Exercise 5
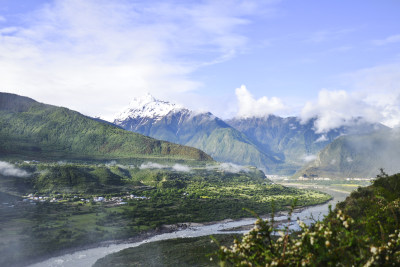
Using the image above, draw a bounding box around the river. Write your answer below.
[29,186,349,267]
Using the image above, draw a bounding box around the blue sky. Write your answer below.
[1,0,400,132]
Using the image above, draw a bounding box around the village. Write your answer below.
[1,193,150,208]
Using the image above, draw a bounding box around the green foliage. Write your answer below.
[36,165,101,193]
[0,162,330,266]
[0,92,212,162]
[94,234,237,267]
[216,172,400,266]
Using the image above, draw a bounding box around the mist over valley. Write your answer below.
[1,0,400,265]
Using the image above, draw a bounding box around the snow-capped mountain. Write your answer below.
[114,93,184,123]
[113,94,387,175]
[113,95,280,172]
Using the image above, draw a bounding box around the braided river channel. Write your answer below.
[30,186,349,267]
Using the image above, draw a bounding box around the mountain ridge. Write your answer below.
[113,95,280,172]
[114,93,184,123]
[227,115,387,174]
[0,92,212,162]
[113,95,389,175]
[293,127,400,178]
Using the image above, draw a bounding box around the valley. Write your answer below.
[2,2,400,265]
[32,184,348,267]
[0,161,330,266]
[113,94,396,177]
[1,92,399,266]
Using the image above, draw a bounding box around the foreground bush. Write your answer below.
[216,172,400,266]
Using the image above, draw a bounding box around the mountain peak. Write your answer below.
[128,93,156,107]
[114,93,184,123]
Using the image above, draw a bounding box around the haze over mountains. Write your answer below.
[113,94,393,176]
[294,127,400,178]
[2,91,399,178]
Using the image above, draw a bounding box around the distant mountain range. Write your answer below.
[114,94,280,172]
[113,94,387,175]
[227,116,386,174]
[294,128,400,178]
[3,92,396,178]
[0,92,212,163]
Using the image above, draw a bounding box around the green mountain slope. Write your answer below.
[185,126,281,170]
[0,93,212,162]
[227,116,386,174]
[114,99,281,172]
[294,128,400,178]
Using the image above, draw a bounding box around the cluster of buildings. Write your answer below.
[21,193,150,204]
[1,193,151,209]
[88,194,149,204]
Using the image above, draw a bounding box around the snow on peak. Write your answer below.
[114,93,184,122]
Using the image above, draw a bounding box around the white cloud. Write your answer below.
[172,164,191,172]
[0,0,273,120]
[219,162,249,173]
[139,162,191,172]
[301,89,384,133]
[235,85,285,118]
[372,34,400,46]
[341,63,400,128]
[302,154,317,163]
[315,135,328,143]
[140,162,165,170]
[207,162,249,173]
[0,161,30,177]
[300,66,400,131]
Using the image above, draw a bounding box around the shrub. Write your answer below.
[215,172,400,266]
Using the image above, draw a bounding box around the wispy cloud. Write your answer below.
[207,162,250,173]
[0,0,275,120]
[315,135,328,143]
[139,162,191,172]
[235,85,285,118]
[300,62,400,132]
[302,154,317,163]
[300,89,382,133]
[0,161,30,177]
[372,34,400,46]
[342,63,400,128]
[140,162,165,170]
[171,164,191,172]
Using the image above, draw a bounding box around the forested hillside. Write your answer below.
[0,93,212,162]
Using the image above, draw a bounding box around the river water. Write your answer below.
[29,187,348,267]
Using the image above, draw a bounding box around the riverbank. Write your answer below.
[1,168,332,267]
[29,187,347,267]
